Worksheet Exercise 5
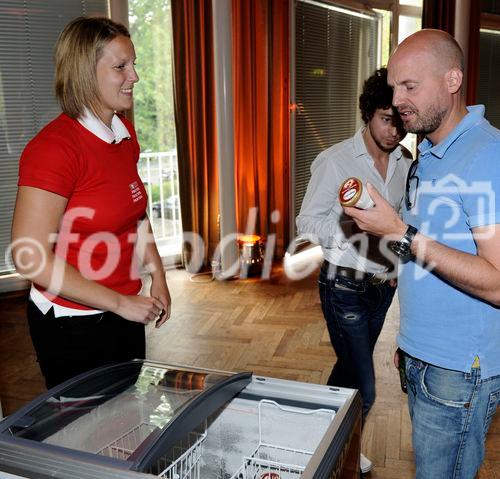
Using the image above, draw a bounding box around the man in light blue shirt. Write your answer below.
[345,29,500,478]
[398,104,500,378]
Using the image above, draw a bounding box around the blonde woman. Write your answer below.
[12,17,170,388]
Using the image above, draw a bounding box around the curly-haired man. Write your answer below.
[297,68,412,473]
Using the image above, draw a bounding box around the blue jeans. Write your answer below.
[404,354,500,478]
[318,263,396,419]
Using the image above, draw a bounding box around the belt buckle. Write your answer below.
[370,272,387,285]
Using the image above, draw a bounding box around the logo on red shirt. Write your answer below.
[129,181,143,203]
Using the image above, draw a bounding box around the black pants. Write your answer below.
[27,301,146,389]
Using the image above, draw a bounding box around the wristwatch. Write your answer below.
[390,225,418,257]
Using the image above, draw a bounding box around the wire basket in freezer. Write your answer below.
[97,422,207,479]
[232,443,310,478]
[98,423,157,460]
[153,429,206,479]
[230,400,335,479]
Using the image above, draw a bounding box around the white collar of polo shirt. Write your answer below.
[78,108,131,144]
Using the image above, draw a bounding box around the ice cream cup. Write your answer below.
[338,177,374,209]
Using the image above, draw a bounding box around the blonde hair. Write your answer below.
[54,16,130,118]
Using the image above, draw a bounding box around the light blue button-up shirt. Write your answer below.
[398,105,500,378]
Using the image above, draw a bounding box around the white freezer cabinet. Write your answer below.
[0,360,362,479]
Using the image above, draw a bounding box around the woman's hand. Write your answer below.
[150,274,171,328]
[115,294,165,324]
[135,216,172,328]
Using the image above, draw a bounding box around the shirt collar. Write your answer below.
[78,109,131,144]
[353,126,403,160]
[417,105,486,158]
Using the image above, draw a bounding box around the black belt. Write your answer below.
[323,262,388,285]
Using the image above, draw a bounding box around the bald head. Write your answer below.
[391,29,464,74]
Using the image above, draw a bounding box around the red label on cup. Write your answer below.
[339,177,361,205]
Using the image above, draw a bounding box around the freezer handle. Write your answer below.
[256,399,336,458]
[257,399,335,454]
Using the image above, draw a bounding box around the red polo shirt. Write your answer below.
[18,113,147,309]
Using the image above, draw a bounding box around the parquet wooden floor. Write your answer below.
[0,266,499,478]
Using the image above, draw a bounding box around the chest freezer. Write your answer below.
[0,360,362,479]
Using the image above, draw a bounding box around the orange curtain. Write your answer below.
[232,0,290,256]
[171,0,219,271]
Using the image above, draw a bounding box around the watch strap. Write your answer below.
[391,225,418,257]
[402,225,418,247]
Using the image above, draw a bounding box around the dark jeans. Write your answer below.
[27,301,146,389]
[318,263,396,419]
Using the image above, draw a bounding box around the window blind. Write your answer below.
[0,0,108,280]
[478,30,500,129]
[293,0,379,223]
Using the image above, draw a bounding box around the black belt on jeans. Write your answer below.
[323,262,388,285]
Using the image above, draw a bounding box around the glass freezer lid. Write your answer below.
[0,360,250,468]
